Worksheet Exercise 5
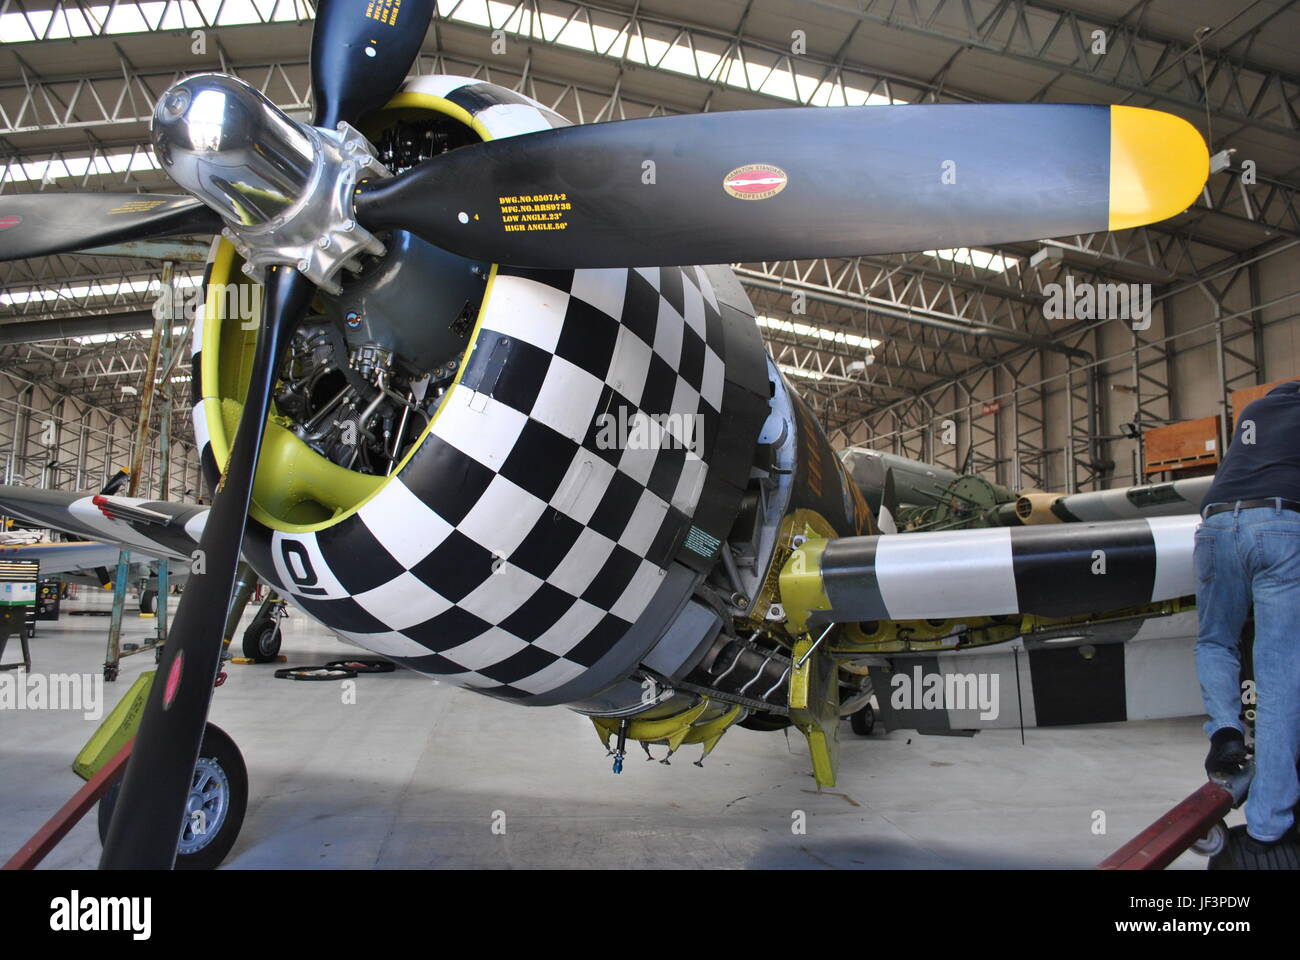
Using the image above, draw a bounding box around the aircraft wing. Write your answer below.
[0,485,208,565]
[782,514,1197,631]
[0,540,138,576]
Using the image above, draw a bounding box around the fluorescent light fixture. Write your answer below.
[1209,149,1234,174]
[1028,246,1064,268]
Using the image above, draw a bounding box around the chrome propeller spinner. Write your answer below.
[151,73,390,295]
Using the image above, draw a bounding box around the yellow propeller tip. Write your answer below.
[1108,106,1209,231]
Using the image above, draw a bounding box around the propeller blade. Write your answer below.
[0,193,219,262]
[310,0,435,129]
[355,103,1208,268]
[100,266,313,869]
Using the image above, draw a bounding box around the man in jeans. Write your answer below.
[1195,379,1300,869]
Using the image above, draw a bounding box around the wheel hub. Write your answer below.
[178,757,230,855]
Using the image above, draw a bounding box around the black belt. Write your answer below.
[1203,498,1300,519]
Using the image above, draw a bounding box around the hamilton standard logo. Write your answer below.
[49,891,151,940]
[0,215,21,230]
[722,163,788,200]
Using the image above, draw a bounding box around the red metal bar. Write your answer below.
[1098,780,1235,870]
[1,739,133,870]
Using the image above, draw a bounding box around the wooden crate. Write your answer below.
[1143,415,1221,475]
[1230,377,1297,427]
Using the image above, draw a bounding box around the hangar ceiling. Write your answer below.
[1,0,1297,447]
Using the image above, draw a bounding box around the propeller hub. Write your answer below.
[152,73,391,294]
[152,74,315,228]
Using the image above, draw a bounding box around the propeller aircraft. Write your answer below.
[0,0,1212,868]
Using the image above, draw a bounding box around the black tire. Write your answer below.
[242,618,282,661]
[98,722,247,870]
[139,589,158,615]
[850,704,875,736]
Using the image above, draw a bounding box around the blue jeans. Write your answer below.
[1194,504,1300,842]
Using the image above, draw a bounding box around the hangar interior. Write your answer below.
[0,0,1296,869]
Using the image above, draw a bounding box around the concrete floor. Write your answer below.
[1,589,1223,869]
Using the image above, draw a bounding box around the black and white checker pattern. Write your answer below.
[190,78,732,700]
[266,262,728,699]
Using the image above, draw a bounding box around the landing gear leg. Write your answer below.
[241,592,287,662]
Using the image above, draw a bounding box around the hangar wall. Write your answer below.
[5,233,1288,506]
[0,370,201,503]
[837,242,1300,494]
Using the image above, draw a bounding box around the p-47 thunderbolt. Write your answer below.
[0,0,1210,868]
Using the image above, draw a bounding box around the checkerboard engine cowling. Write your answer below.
[200,262,729,701]
[298,265,725,697]
[187,79,733,700]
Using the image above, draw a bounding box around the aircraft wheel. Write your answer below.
[139,589,158,615]
[1193,820,1228,857]
[241,618,282,662]
[850,704,875,736]
[98,722,247,870]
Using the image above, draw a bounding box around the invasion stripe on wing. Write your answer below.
[816,515,1198,624]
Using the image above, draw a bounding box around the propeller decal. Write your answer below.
[722,164,789,200]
